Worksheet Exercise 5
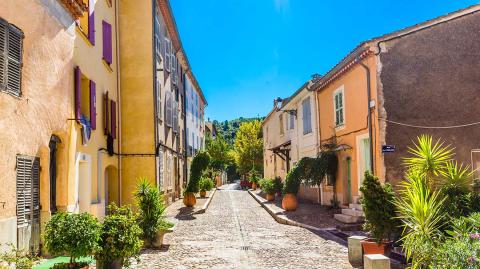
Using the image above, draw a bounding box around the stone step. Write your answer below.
[334,213,365,224]
[349,203,363,211]
[342,208,364,217]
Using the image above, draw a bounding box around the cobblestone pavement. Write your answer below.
[134,184,352,269]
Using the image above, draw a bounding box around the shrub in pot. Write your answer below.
[44,212,101,269]
[360,171,399,255]
[134,178,174,248]
[184,152,210,207]
[0,243,39,269]
[96,204,142,269]
[282,167,301,211]
[260,179,276,201]
[248,169,260,190]
[198,178,214,198]
[273,176,283,196]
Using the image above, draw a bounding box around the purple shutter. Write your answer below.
[89,80,96,130]
[111,100,116,139]
[74,67,81,120]
[104,92,109,135]
[88,0,95,45]
[102,21,112,64]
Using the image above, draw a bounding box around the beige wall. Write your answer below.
[0,0,75,248]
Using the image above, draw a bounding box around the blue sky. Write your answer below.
[170,0,479,122]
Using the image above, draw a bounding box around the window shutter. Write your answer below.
[173,100,178,132]
[171,54,176,84]
[103,92,109,135]
[88,0,95,45]
[156,80,162,120]
[16,156,33,227]
[0,21,6,90]
[111,100,116,139]
[6,25,23,97]
[74,67,81,119]
[102,21,112,64]
[165,91,172,127]
[164,38,170,72]
[89,80,96,130]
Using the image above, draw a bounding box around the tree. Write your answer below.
[205,133,233,172]
[234,120,263,176]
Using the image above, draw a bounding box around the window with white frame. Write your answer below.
[334,87,344,126]
[302,97,312,134]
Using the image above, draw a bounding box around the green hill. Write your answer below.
[213,117,264,146]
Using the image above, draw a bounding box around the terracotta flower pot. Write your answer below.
[282,193,298,211]
[183,192,196,207]
[252,182,257,190]
[361,239,392,256]
[266,193,275,201]
[200,190,207,198]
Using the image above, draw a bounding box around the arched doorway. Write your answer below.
[104,165,119,214]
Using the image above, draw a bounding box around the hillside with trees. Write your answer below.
[213,117,264,146]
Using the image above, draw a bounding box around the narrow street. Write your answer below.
[135,183,352,269]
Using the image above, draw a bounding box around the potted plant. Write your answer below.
[282,167,302,211]
[184,152,210,207]
[198,177,214,198]
[360,171,398,256]
[273,176,283,197]
[44,212,101,269]
[248,169,260,190]
[260,179,276,201]
[135,178,174,248]
[96,204,142,269]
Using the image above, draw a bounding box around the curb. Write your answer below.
[247,189,346,245]
[194,187,217,214]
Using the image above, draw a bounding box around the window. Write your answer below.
[334,87,344,126]
[78,0,95,45]
[164,37,171,72]
[0,18,24,97]
[279,114,284,135]
[289,112,294,130]
[156,79,162,121]
[102,20,112,65]
[74,67,97,130]
[302,97,312,134]
[16,156,40,227]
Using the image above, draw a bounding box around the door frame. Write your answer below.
[356,133,370,192]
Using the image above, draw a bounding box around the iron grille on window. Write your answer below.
[0,18,24,97]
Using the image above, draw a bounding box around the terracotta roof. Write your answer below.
[157,0,207,106]
[312,4,480,92]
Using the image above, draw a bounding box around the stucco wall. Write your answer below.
[379,12,480,187]
[0,0,75,247]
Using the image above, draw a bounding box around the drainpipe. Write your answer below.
[114,0,122,205]
[152,0,159,188]
[183,72,188,190]
[357,58,375,174]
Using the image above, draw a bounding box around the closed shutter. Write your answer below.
[74,67,81,119]
[0,21,6,90]
[164,38,171,72]
[165,91,172,127]
[111,100,116,139]
[89,80,96,130]
[102,21,112,64]
[6,24,23,97]
[103,92,109,135]
[156,80,162,120]
[16,156,39,227]
[173,99,178,133]
[88,0,95,45]
[171,54,176,84]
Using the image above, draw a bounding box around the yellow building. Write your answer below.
[0,0,77,252]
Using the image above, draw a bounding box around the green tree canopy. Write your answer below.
[234,120,263,176]
[205,133,234,172]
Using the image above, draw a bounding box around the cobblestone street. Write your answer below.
[134,184,352,269]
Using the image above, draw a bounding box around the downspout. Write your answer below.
[309,87,322,204]
[357,59,375,174]
[152,0,159,188]
[114,0,122,205]
[182,72,188,190]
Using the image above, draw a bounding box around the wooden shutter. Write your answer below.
[173,99,178,133]
[165,91,172,127]
[89,80,96,130]
[88,0,95,45]
[103,92,109,135]
[171,54,176,84]
[6,24,23,97]
[0,20,6,90]
[74,67,81,119]
[102,21,112,64]
[111,100,116,139]
[164,38,170,72]
[16,156,34,227]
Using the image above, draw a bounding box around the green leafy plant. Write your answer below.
[198,177,214,192]
[134,178,171,246]
[283,166,302,195]
[439,161,475,192]
[96,204,142,268]
[185,152,210,193]
[432,233,480,269]
[44,212,101,266]
[395,170,447,269]
[259,178,275,194]
[360,171,399,243]
[248,168,261,184]
[273,176,283,194]
[0,243,39,269]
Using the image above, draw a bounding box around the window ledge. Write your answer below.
[76,26,94,47]
[102,59,113,73]
[335,124,346,131]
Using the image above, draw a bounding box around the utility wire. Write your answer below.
[379,118,480,129]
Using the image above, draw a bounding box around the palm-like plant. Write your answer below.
[438,161,475,192]
[395,170,447,269]
[403,135,454,179]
